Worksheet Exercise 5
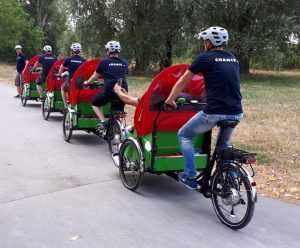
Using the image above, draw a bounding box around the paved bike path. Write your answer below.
[0,83,299,248]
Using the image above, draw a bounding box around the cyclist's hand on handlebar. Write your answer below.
[164,100,177,110]
[83,80,89,85]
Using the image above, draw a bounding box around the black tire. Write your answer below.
[42,96,51,120]
[108,120,124,166]
[21,86,27,107]
[119,139,143,191]
[211,163,255,229]
[62,110,73,142]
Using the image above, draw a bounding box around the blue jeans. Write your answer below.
[178,111,243,177]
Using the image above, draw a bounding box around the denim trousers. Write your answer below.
[178,111,243,177]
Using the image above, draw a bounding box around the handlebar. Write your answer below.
[29,68,42,73]
[81,82,103,89]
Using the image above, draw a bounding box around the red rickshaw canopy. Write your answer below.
[23,55,41,83]
[68,58,103,105]
[134,64,205,137]
[46,57,65,91]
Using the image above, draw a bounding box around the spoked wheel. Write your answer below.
[62,110,73,142]
[21,85,27,107]
[211,163,255,229]
[42,96,51,120]
[119,139,143,191]
[108,120,124,167]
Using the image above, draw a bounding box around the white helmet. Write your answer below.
[105,41,121,53]
[70,43,82,52]
[43,45,52,52]
[15,45,22,50]
[197,26,228,47]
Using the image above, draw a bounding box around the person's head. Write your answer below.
[105,41,121,57]
[43,45,52,54]
[197,26,228,51]
[70,43,82,55]
[15,45,22,55]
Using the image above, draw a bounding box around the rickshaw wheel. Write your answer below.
[21,86,27,107]
[108,120,124,165]
[62,110,73,142]
[119,139,143,191]
[42,96,51,120]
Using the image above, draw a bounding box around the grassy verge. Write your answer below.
[1,64,299,203]
[0,63,15,84]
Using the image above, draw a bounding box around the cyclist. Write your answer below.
[58,43,86,109]
[165,27,243,189]
[84,41,128,130]
[14,45,28,98]
[32,45,57,101]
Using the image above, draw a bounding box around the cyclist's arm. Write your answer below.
[165,69,195,107]
[32,61,41,70]
[114,84,138,107]
[85,71,100,84]
[22,60,29,74]
[58,64,67,77]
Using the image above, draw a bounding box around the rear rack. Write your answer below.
[216,146,256,164]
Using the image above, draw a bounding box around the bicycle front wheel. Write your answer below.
[21,86,27,107]
[42,96,51,120]
[108,120,124,160]
[62,110,73,142]
[119,139,143,191]
[211,163,255,229]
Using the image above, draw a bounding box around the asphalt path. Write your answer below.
[0,82,299,248]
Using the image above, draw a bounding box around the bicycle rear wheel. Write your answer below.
[211,163,255,229]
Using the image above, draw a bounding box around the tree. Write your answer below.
[66,0,116,58]
[19,0,67,53]
[0,0,44,61]
[108,0,195,72]
[193,0,300,73]
[108,0,158,73]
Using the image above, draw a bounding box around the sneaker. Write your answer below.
[178,172,197,189]
[95,121,107,132]
[37,97,43,102]
[14,95,20,98]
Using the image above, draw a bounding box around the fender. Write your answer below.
[122,137,145,173]
[46,92,54,108]
[240,166,258,203]
[24,83,30,97]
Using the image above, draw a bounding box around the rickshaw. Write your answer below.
[21,55,46,106]
[118,64,257,229]
[42,58,66,120]
[63,58,126,159]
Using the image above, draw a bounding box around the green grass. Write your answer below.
[234,141,274,164]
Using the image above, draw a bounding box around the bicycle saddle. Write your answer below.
[217,120,239,128]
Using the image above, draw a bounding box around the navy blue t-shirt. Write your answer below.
[96,57,128,96]
[188,50,243,115]
[16,53,27,73]
[63,55,86,78]
[38,54,57,77]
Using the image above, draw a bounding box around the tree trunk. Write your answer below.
[159,38,172,71]
[239,58,250,74]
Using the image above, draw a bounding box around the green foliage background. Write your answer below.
[0,0,299,73]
